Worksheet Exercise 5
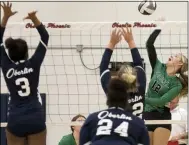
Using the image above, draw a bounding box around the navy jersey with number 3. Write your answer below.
[80,108,149,145]
[100,48,146,119]
[0,24,49,113]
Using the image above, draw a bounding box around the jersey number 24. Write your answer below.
[15,77,30,97]
[96,119,129,137]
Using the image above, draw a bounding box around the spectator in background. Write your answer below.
[58,114,86,145]
[168,97,188,145]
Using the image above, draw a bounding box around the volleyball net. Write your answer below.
[0,21,187,127]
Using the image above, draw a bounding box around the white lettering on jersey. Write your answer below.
[6,68,34,79]
[128,95,143,103]
[98,111,132,121]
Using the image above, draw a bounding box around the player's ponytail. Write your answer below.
[177,55,188,98]
[5,37,28,62]
[121,73,137,84]
[117,65,137,92]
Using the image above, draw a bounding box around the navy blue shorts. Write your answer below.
[7,110,46,137]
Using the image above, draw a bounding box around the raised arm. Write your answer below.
[24,11,49,66]
[0,2,17,66]
[122,26,146,93]
[146,29,161,69]
[0,24,6,45]
[100,28,121,94]
[145,84,182,106]
[131,48,146,93]
[100,48,113,94]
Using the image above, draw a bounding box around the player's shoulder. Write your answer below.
[85,110,103,121]
[154,59,165,69]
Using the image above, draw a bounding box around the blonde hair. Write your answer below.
[178,55,188,98]
[117,65,137,92]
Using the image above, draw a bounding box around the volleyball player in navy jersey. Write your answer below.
[100,26,146,119]
[80,78,149,145]
[1,2,49,145]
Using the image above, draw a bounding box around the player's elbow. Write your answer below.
[45,31,49,41]
[100,61,107,75]
[42,32,49,45]
[157,100,167,106]
[146,40,154,48]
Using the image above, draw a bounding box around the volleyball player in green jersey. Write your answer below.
[144,29,188,145]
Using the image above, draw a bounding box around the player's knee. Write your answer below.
[5,37,28,62]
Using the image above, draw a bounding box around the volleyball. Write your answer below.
[138,0,157,15]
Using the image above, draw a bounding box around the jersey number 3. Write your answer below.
[15,77,30,97]
[96,119,129,137]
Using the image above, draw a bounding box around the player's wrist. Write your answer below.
[128,40,136,49]
[107,42,116,50]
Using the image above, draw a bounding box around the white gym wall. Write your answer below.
[0,0,187,145]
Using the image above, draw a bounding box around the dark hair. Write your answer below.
[5,37,28,62]
[70,114,86,132]
[106,78,128,109]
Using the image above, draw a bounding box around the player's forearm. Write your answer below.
[145,87,181,106]
[1,16,9,28]
[36,24,49,45]
[0,25,6,44]
[100,48,113,75]
[0,17,8,44]
[130,47,143,67]
[30,15,41,27]
[136,68,146,93]
[145,97,164,106]
[31,15,49,43]
[146,29,161,69]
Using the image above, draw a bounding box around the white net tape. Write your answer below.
[0,120,187,127]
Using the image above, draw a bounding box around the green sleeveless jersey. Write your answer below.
[145,59,182,112]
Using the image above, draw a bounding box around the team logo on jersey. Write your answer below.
[98,111,132,121]
[128,95,143,103]
[6,68,34,79]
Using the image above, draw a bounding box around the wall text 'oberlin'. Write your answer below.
[112,22,157,28]
[25,23,71,28]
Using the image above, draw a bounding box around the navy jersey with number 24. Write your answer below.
[80,107,149,145]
